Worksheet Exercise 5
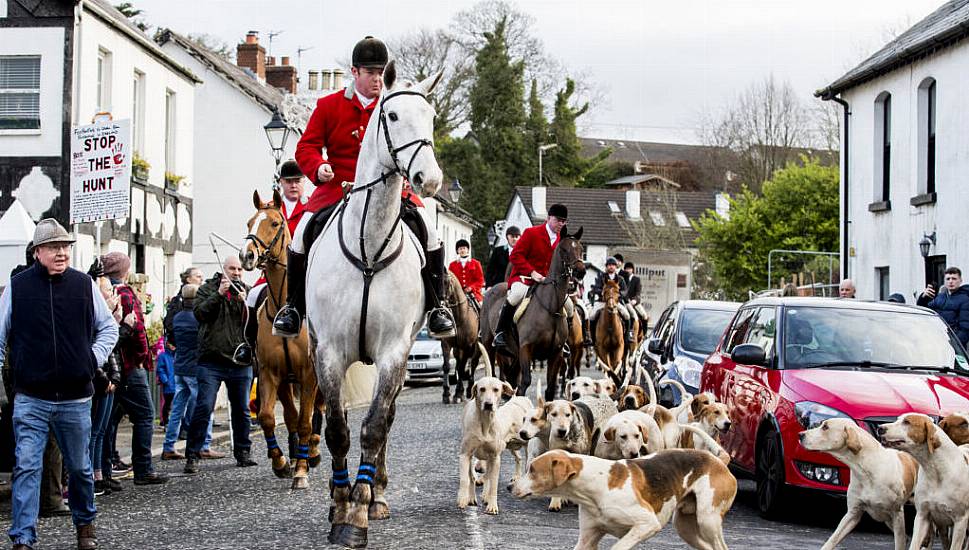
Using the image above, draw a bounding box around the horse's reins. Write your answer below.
[244,209,295,374]
[337,88,433,362]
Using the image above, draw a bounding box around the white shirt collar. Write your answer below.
[459,256,470,266]
[545,223,557,243]
[281,196,298,215]
[356,89,376,108]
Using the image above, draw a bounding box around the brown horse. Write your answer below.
[481,226,585,401]
[440,272,482,404]
[595,280,625,374]
[241,190,325,490]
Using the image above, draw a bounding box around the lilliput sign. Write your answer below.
[70,119,131,224]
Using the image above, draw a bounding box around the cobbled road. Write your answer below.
[5,382,897,549]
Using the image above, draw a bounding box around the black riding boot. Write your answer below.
[232,306,258,365]
[493,302,517,356]
[425,247,455,338]
[272,250,306,338]
[581,315,593,347]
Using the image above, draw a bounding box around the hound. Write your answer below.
[473,396,536,488]
[565,376,614,401]
[512,449,737,550]
[800,418,917,550]
[595,410,665,460]
[457,377,515,515]
[939,412,969,445]
[879,413,969,550]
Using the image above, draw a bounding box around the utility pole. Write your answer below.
[538,143,557,186]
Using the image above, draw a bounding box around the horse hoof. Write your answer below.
[328,506,335,524]
[291,475,309,490]
[369,501,390,520]
[333,524,368,549]
[327,523,345,545]
[273,465,293,479]
[442,394,451,405]
[308,453,322,468]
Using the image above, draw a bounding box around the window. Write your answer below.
[744,307,777,358]
[0,56,41,130]
[648,211,665,226]
[874,92,891,203]
[917,78,937,196]
[132,70,145,154]
[607,201,620,214]
[725,308,756,354]
[876,266,890,301]
[675,211,690,228]
[164,89,176,174]
[96,48,112,112]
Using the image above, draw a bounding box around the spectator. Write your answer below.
[163,267,203,351]
[90,275,122,496]
[184,256,257,474]
[887,293,906,304]
[0,219,119,550]
[162,284,221,461]
[101,252,169,486]
[155,338,175,427]
[838,279,856,298]
[918,267,969,345]
[485,226,521,289]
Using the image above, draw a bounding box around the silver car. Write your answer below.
[405,328,455,383]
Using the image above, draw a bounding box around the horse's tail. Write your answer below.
[477,341,493,378]
[341,361,378,410]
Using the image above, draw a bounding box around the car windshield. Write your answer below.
[679,308,737,355]
[415,327,430,341]
[783,306,969,373]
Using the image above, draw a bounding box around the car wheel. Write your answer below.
[756,428,787,519]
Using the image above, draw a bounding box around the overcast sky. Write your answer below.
[134,0,942,144]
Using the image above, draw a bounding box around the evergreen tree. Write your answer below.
[545,78,611,186]
[523,79,549,185]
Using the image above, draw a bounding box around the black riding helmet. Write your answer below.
[352,36,388,69]
[455,239,471,252]
[278,159,302,180]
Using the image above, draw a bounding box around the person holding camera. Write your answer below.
[183,256,256,474]
[917,266,969,346]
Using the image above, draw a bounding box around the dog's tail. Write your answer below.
[681,424,730,465]
[477,341,493,378]
[657,379,689,403]
[535,376,544,402]
[640,368,657,406]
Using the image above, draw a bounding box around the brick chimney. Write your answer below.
[266,55,297,94]
[237,31,266,81]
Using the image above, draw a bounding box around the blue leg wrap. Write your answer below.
[333,468,350,488]
[296,444,310,460]
[265,435,280,451]
[356,462,377,486]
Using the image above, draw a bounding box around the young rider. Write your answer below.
[273,36,454,339]
[448,239,484,304]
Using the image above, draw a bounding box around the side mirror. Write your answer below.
[647,337,664,355]
[732,343,767,366]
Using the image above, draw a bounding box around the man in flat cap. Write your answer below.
[0,219,119,550]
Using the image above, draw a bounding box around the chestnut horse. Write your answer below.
[241,190,324,490]
[441,272,482,404]
[564,295,586,384]
[595,280,625,373]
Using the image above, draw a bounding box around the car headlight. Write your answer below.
[795,401,851,430]
[431,351,443,359]
[673,356,703,388]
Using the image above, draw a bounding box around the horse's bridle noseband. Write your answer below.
[244,210,288,270]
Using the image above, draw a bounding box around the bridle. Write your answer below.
[243,207,289,316]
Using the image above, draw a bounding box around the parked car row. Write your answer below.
[644,296,969,518]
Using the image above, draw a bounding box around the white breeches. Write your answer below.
[507,282,529,306]
[591,302,631,321]
[246,282,267,308]
[289,205,440,254]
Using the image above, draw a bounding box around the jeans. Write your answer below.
[187,362,252,456]
[9,394,96,547]
[89,392,114,475]
[163,375,212,453]
[114,368,155,478]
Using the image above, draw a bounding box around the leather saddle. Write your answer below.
[302,199,429,255]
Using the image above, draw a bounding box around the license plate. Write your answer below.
[410,362,427,369]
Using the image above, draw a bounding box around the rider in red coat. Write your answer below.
[448,239,484,303]
[494,203,569,353]
[273,36,453,339]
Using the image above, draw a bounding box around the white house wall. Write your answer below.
[161,44,296,283]
[0,27,63,156]
[842,39,969,301]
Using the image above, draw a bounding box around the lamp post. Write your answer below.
[263,109,291,170]
[920,231,937,286]
[448,179,463,204]
[538,143,557,186]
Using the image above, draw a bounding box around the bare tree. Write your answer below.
[187,33,235,62]
[616,188,689,252]
[699,75,812,192]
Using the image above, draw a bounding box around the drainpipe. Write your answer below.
[822,93,850,280]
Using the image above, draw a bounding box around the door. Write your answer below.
[711,307,757,464]
[730,307,778,469]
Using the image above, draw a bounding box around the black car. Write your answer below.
[645,300,740,405]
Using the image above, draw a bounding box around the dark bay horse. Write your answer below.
[241,190,325,490]
[484,226,585,401]
[441,272,482,404]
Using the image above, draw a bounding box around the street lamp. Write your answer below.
[448,179,463,203]
[920,231,937,286]
[538,143,557,186]
[263,109,291,167]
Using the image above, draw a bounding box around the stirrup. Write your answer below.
[272,306,302,338]
[428,308,455,339]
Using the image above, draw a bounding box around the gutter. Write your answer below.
[818,91,850,279]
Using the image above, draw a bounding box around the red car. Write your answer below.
[700,297,969,518]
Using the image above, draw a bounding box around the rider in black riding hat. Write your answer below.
[272,36,454,340]
[589,256,635,345]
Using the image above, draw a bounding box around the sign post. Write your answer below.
[70,118,131,232]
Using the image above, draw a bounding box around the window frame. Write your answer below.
[96,47,112,113]
[743,307,778,363]
[132,69,145,155]
[164,88,176,175]
[0,55,42,131]
[724,307,757,355]
[876,266,890,301]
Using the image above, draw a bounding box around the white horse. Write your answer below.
[304,61,443,548]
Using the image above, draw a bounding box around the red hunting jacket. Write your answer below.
[508,224,559,286]
[295,88,422,212]
[449,258,485,302]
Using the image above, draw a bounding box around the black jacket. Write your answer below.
[485,245,510,288]
[194,273,249,366]
[163,288,185,348]
[626,274,642,303]
[591,271,627,302]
